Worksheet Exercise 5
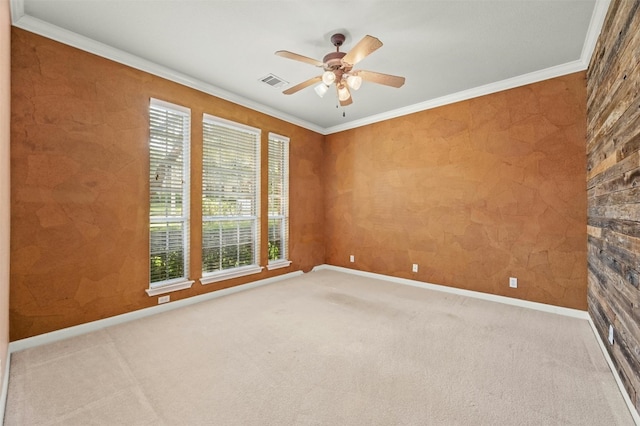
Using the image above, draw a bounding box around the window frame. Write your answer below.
[267,133,291,270]
[147,98,194,296]
[200,114,263,285]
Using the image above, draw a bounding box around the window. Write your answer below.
[147,99,194,295]
[201,115,262,284]
[267,133,291,270]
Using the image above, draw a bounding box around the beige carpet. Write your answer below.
[4,269,634,425]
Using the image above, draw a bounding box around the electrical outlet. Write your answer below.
[158,295,170,304]
[509,277,518,288]
[608,325,614,345]
[349,255,355,263]
[412,263,418,273]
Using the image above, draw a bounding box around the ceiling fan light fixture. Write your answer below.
[337,84,351,101]
[276,33,405,108]
[314,83,329,98]
[347,74,362,91]
[322,70,336,86]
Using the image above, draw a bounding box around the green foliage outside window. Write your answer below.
[202,244,254,272]
[202,219,255,273]
[268,240,280,260]
[150,250,184,283]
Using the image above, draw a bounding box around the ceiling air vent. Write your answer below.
[259,74,288,89]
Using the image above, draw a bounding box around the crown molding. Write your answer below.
[324,0,610,135]
[324,59,586,134]
[8,0,22,23]
[10,13,325,135]
[10,0,610,136]
[580,0,611,69]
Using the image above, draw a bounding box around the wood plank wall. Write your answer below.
[587,0,640,412]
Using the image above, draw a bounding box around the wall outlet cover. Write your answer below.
[349,255,355,263]
[509,277,518,288]
[608,325,614,345]
[412,264,418,273]
[158,295,170,304]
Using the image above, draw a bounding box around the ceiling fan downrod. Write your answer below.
[331,33,345,50]
[323,33,348,71]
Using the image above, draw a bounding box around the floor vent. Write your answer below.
[259,74,288,89]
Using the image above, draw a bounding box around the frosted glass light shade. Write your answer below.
[337,84,351,101]
[322,71,336,85]
[314,83,329,98]
[347,75,362,90]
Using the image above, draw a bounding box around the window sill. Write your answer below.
[200,265,264,285]
[146,279,195,297]
[267,260,292,271]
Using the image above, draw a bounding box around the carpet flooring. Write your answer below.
[4,269,634,425]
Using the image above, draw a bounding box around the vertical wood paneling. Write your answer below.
[587,0,640,413]
[10,29,325,340]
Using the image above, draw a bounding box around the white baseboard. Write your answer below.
[313,264,639,423]
[0,349,10,425]
[3,265,637,424]
[587,318,640,425]
[312,264,589,319]
[9,270,303,353]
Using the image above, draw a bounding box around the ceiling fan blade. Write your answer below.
[275,50,324,67]
[337,85,353,107]
[283,76,323,95]
[342,35,383,67]
[357,70,406,88]
[340,96,353,107]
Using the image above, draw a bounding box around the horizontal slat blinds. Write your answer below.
[268,133,289,262]
[149,99,190,286]
[202,115,260,274]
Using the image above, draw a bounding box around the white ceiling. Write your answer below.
[11,0,608,134]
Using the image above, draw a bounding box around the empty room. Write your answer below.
[1,0,639,424]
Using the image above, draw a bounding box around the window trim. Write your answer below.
[267,132,291,269]
[200,114,262,283]
[148,98,192,294]
[200,265,264,285]
[145,279,195,296]
[266,259,292,271]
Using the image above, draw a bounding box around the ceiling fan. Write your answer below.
[275,33,405,107]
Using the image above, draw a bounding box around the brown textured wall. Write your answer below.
[587,0,640,412]
[0,0,10,382]
[325,72,587,310]
[10,28,325,340]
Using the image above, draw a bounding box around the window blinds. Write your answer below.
[202,115,260,274]
[268,133,289,262]
[149,99,190,285]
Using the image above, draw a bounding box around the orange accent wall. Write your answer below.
[10,28,324,340]
[11,27,589,340]
[1,0,10,381]
[324,72,588,310]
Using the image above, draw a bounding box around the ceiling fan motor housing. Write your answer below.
[323,51,347,70]
[324,33,351,72]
